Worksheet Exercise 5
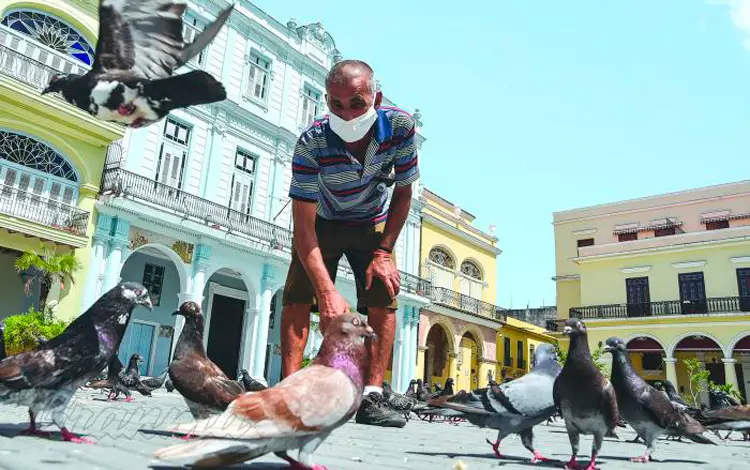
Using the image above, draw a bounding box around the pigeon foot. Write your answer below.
[485,437,503,458]
[124,396,134,403]
[564,457,583,470]
[630,455,650,463]
[531,450,551,464]
[60,428,95,444]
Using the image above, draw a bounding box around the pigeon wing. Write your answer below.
[601,377,620,430]
[638,386,706,434]
[496,371,556,417]
[170,355,245,409]
[0,347,92,390]
[93,0,187,78]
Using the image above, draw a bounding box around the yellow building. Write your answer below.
[416,187,504,392]
[0,0,122,320]
[496,307,557,380]
[552,180,750,404]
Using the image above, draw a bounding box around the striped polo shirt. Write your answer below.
[289,107,420,224]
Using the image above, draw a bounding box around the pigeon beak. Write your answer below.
[142,295,153,311]
[562,326,573,335]
[364,325,377,341]
[603,346,613,353]
[171,310,180,316]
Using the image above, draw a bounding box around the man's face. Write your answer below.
[326,74,382,121]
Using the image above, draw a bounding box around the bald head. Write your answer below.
[325,59,382,122]
[326,60,377,94]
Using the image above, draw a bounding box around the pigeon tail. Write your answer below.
[153,438,271,468]
[145,71,227,111]
[684,432,717,445]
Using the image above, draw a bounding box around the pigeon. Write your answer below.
[165,377,175,392]
[553,318,619,470]
[167,301,245,423]
[139,369,169,392]
[41,0,233,128]
[84,354,124,397]
[426,344,561,464]
[238,369,268,392]
[657,380,690,410]
[0,282,152,443]
[382,380,426,421]
[152,311,377,469]
[604,337,715,463]
[695,405,750,435]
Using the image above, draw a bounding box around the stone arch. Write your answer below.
[121,243,189,295]
[456,324,486,358]
[623,333,667,352]
[668,332,728,358]
[459,257,484,281]
[727,331,750,356]
[202,265,258,300]
[420,317,456,352]
[0,122,92,187]
[423,321,455,388]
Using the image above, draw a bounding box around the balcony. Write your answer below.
[430,286,506,321]
[0,25,89,90]
[0,184,89,236]
[569,296,750,320]
[400,271,433,297]
[503,306,558,328]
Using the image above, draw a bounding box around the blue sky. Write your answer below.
[251,0,750,308]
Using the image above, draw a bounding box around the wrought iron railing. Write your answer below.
[569,297,749,319]
[401,271,432,297]
[430,286,505,321]
[100,168,293,249]
[0,184,89,236]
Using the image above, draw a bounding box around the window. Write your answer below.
[641,353,663,371]
[503,337,512,367]
[516,340,525,369]
[301,86,322,126]
[427,247,455,290]
[678,272,707,314]
[625,277,651,317]
[182,13,208,68]
[738,268,750,312]
[529,344,536,367]
[429,247,455,269]
[706,220,729,231]
[228,149,256,215]
[618,232,638,242]
[1,11,95,65]
[156,118,190,189]
[577,238,594,248]
[245,53,271,102]
[654,226,676,237]
[142,264,165,306]
[459,260,483,299]
[460,261,482,280]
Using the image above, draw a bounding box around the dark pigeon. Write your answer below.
[152,312,376,469]
[382,380,426,421]
[114,353,155,400]
[238,369,268,392]
[553,318,619,470]
[41,0,232,128]
[139,369,169,391]
[168,302,245,424]
[658,379,690,410]
[604,337,715,463]
[165,377,175,392]
[695,405,750,434]
[85,353,124,398]
[426,343,561,464]
[0,282,152,443]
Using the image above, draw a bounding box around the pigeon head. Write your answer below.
[42,74,75,95]
[118,282,154,310]
[603,337,627,354]
[129,353,145,365]
[532,343,559,367]
[561,318,587,337]
[314,312,376,389]
[173,301,202,319]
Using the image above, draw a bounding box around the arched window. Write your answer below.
[429,247,455,269]
[0,130,79,207]
[460,260,482,281]
[1,10,95,65]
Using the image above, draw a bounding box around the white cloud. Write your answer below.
[714,0,750,49]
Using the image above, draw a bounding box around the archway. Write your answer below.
[424,323,452,390]
[625,336,666,386]
[730,334,750,403]
[117,244,186,376]
[201,267,254,380]
[672,334,725,407]
[457,332,480,392]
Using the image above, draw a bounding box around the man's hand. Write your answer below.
[317,288,350,332]
[365,249,401,298]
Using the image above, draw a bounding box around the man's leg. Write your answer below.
[280,303,313,379]
[363,307,396,389]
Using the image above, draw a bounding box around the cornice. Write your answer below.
[422,213,502,256]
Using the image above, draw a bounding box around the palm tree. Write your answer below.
[14,248,81,312]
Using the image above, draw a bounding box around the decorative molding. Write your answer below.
[730,256,750,264]
[552,274,580,282]
[619,266,652,274]
[671,260,706,269]
[422,213,502,255]
[572,228,598,236]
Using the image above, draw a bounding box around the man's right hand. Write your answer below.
[317,288,350,332]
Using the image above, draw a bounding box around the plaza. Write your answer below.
[0,388,747,469]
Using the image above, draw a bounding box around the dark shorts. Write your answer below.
[282,217,398,314]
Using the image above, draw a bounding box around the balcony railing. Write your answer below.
[546,319,566,332]
[401,271,432,297]
[0,184,89,236]
[101,168,293,249]
[430,286,505,321]
[503,306,558,328]
[569,296,750,320]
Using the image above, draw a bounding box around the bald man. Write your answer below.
[281,60,419,428]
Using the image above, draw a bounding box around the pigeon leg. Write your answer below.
[275,451,328,470]
[585,433,603,470]
[60,427,95,444]
[564,427,583,470]
[519,428,551,464]
[485,431,504,458]
[19,410,52,438]
[631,437,654,463]
[125,396,134,403]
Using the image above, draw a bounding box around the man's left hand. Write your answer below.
[365,249,401,298]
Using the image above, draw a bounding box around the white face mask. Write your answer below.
[328,106,378,143]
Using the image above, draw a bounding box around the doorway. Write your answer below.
[206,293,245,379]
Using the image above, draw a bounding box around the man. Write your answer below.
[281,60,419,428]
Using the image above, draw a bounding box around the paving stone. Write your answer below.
[0,389,748,469]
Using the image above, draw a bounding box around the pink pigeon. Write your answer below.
[152,311,376,469]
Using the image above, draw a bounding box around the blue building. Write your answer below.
[80,0,430,386]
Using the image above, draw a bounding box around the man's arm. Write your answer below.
[292,199,335,294]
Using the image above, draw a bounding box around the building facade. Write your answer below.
[79,0,430,381]
[552,180,750,403]
[416,188,505,392]
[0,0,123,320]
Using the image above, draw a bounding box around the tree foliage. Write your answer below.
[14,247,81,311]
[2,307,69,356]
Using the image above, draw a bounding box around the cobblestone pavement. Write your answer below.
[0,389,748,469]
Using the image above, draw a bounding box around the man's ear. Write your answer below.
[374,90,383,109]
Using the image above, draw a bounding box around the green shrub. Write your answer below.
[3,307,69,356]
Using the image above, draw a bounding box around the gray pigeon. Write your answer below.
[604,337,715,463]
[426,343,561,463]
[0,282,152,443]
[152,312,376,468]
[554,318,619,470]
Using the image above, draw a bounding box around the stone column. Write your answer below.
[81,213,113,310]
[390,306,405,392]
[408,307,419,383]
[722,357,741,394]
[190,244,212,302]
[241,307,259,372]
[448,352,459,382]
[101,217,130,293]
[664,357,678,388]
[252,264,276,383]
[400,308,414,389]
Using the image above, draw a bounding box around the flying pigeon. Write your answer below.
[0,282,152,443]
[152,311,377,469]
[167,302,245,424]
[425,343,561,464]
[553,319,619,470]
[41,0,233,128]
[604,337,715,463]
